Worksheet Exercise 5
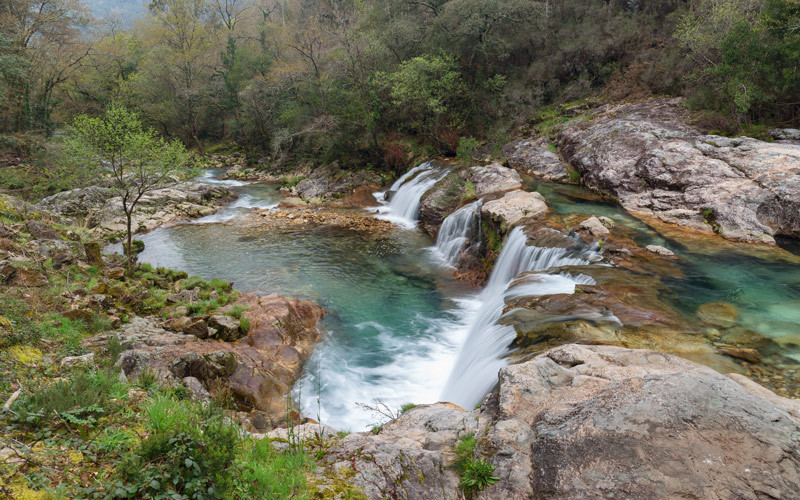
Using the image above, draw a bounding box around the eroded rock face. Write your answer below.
[481,191,548,226]
[36,182,235,235]
[418,169,469,237]
[86,293,324,423]
[294,163,383,201]
[321,345,800,500]
[502,137,570,182]
[557,97,800,244]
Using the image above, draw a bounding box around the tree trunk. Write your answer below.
[125,210,134,272]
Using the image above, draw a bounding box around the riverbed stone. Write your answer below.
[481,191,548,227]
[697,302,739,328]
[576,215,609,239]
[645,244,674,256]
[208,314,241,341]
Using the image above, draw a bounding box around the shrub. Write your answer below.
[462,180,477,202]
[456,137,479,164]
[226,438,311,499]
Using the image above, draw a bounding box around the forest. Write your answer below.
[2,0,800,170]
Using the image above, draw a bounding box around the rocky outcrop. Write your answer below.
[87,293,324,425]
[418,169,469,236]
[293,163,383,201]
[481,191,548,227]
[556,97,800,244]
[36,182,235,236]
[469,163,522,197]
[319,344,800,499]
[502,137,570,182]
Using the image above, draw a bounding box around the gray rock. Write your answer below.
[502,138,570,181]
[0,260,16,283]
[577,215,610,239]
[645,244,675,256]
[182,376,212,401]
[319,344,800,500]
[26,220,61,240]
[770,128,800,141]
[481,191,548,227]
[558,98,800,243]
[60,352,95,369]
[469,163,522,197]
[208,314,242,342]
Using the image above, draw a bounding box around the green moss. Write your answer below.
[462,180,477,203]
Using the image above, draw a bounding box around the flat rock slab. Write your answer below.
[470,163,522,197]
[482,191,548,226]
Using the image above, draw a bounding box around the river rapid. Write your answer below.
[127,166,800,430]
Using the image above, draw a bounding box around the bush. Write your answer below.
[456,137,479,164]
[226,438,310,499]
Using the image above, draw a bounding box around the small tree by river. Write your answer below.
[63,106,196,270]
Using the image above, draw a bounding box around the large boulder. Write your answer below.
[469,163,522,197]
[418,169,469,237]
[321,344,800,500]
[481,191,548,227]
[557,97,800,244]
[502,137,570,181]
[86,293,324,423]
[294,163,383,201]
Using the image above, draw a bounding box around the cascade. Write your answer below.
[433,199,483,267]
[440,227,600,409]
[374,161,448,228]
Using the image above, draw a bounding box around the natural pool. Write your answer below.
[130,168,800,430]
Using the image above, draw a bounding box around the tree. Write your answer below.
[63,106,195,269]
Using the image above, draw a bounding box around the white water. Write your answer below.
[432,199,482,267]
[440,227,601,409]
[373,161,449,229]
[191,194,279,224]
[198,170,252,187]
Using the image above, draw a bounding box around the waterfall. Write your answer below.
[374,161,448,229]
[433,199,482,267]
[440,227,600,409]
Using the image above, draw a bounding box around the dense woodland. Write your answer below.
[2,0,800,170]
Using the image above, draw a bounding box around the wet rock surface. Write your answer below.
[556,97,800,244]
[319,344,800,500]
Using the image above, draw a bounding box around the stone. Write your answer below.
[88,293,325,422]
[770,128,800,141]
[481,191,548,227]
[105,267,125,279]
[323,344,800,499]
[182,376,212,401]
[717,345,762,364]
[558,97,800,243]
[577,216,610,239]
[208,314,242,342]
[167,289,199,304]
[502,138,570,181]
[697,302,739,328]
[8,267,48,287]
[26,220,60,240]
[63,309,94,322]
[418,169,469,236]
[598,216,615,227]
[0,260,16,283]
[60,352,95,369]
[279,197,308,208]
[163,316,209,339]
[264,423,339,450]
[469,163,522,197]
[83,241,104,268]
[645,244,675,256]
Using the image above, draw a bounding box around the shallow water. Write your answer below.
[529,178,800,364]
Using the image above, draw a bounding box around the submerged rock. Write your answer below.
[323,344,800,499]
[697,302,739,328]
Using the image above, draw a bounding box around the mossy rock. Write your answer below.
[0,315,13,348]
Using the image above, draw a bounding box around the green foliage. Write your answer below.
[456,137,479,164]
[226,438,311,499]
[452,433,499,498]
[462,180,477,203]
[400,403,417,414]
[12,369,123,428]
